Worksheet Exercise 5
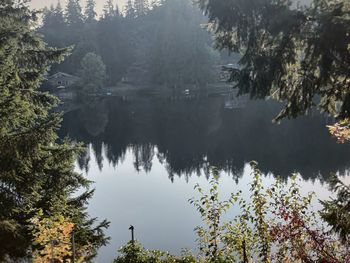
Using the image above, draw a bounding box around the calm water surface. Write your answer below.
[59,93,350,262]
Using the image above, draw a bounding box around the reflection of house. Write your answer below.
[47,72,80,89]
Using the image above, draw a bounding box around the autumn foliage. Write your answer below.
[30,211,74,263]
[327,119,350,144]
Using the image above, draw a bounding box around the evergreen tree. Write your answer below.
[134,0,149,16]
[198,0,350,121]
[320,175,350,244]
[198,0,350,242]
[125,0,136,18]
[103,0,117,18]
[84,0,97,22]
[149,0,217,86]
[42,2,65,30]
[41,1,66,47]
[115,3,120,16]
[98,3,132,84]
[0,0,108,260]
[42,4,55,26]
[65,0,83,26]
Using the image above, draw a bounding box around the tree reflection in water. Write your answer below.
[59,94,350,182]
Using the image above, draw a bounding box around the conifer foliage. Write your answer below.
[65,0,83,26]
[85,0,97,22]
[198,0,350,243]
[198,0,350,121]
[0,0,108,261]
[39,0,216,86]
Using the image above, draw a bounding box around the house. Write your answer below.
[219,63,240,82]
[47,72,80,89]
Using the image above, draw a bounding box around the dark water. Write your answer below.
[59,93,350,262]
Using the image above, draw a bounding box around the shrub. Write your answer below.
[114,163,350,262]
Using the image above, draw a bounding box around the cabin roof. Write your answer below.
[48,72,79,80]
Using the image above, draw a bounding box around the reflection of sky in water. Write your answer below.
[77,145,345,263]
[60,96,350,261]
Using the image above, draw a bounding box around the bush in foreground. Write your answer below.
[114,163,350,263]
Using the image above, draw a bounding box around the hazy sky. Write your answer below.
[30,0,127,14]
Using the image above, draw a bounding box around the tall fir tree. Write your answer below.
[134,0,148,16]
[53,0,65,26]
[41,1,66,47]
[65,0,83,26]
[0,0,108,260]
[84,0,97,22]
[103,0,117,18]
[43,2,65,28]
[98,0,131,84]
[125,0,136,18]
[148,0,217,86]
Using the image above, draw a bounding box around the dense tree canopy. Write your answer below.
[125,0,136,18]
[148,0,219,86]
[134,0,149,17]
[39,0,219,87]
[42,2,66,46]
[198,0,350,244]
[30,0,350,256]
[199,0,350,121]
[80,52,107,93]
[0,0,108,261]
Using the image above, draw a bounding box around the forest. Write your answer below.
[40,0,223,88]
[0,0,350,262]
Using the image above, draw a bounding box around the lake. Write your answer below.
[59,91,350,262]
